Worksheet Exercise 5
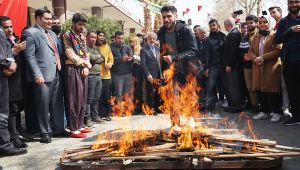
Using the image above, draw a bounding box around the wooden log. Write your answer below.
[210,152,300,159]
[101,155,163,161]
[144,143,176,151]
[210,135,277,146]
[275,145,300,152]
[65,147,108,158]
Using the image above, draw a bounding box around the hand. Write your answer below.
[35,77,44,86]
[244,53,251,61]
[292,25,300,33]
[226,66,232,73]
[83,61,92,69]
[127,56,133,61]
[81,68,89,77]
[3,68,13,76]
[163,55,172,64]
[204,69,209,77]
[12,41,26,54]
[8,62,17,72]
[105,63,112,69]
[254,56,264,65]
[122,55,129,61]
[147,75,153,82]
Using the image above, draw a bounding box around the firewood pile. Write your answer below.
[60,116,300,169]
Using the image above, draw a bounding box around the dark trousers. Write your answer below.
[222,67,243,111]
[99,79,112,116]
[0,76,14,151]
[112,73,132,102]
[257,92,282,114]
[23,82,39,134]
[206,67,221,110]
[216,74,225,101]
[86,75,102,119]
[132,64,143,111]
[283,60,300,119]
[65,65,88,131]
[146,80,160,110]
[33,72,64,135]
[8,101,23,139]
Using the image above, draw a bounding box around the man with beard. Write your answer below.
[62,13,92,137]
[0,16,27,148]
[275,0,300,126]
[222,18,243,113]
[0,25,27,156]
[157,6,202,126]
[241,15,259,114]
[204,19,226,112]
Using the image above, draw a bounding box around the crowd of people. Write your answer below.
[0,0,300,157]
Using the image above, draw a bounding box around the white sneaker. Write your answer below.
[253,112,268,120]
[283,108,293,117]
[270,113,282,123]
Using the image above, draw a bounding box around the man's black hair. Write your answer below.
[87,30,97,37]
[96,30,107,45]
[161,5,177,14]
[240,22,247,27]
[0,16,11,23]
[35,9,52,20]
[72,13,87,23]
[208,19,218,25]
[52,15,59,20]
[268,6,282,14]
[193,25,200,29]
[114,31,124,37]
[245,14,258,23]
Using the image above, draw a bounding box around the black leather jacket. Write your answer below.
[158,20,202,75]
[204,31,226,68]
[0,27,13,77]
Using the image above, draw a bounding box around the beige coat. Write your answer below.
[248,31,282,93]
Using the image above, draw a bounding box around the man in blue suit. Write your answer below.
[23,9,64,143]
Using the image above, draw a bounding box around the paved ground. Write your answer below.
[0,112,300,170]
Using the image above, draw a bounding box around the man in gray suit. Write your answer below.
[23,9,64,143]
[141,32,162,113]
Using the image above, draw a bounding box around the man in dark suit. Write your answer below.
[222,18,243,113]
[141,32,162,113]
[0,26,27,156]
[23,9,64,143]
[0,16,28,148]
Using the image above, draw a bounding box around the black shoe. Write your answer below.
[85,119,94,127]
[105,116,112,121]
[53,131,70,137]
[13,138,28,148]
[18,135,34,142]
[92,116,105,123]
[40,135,51,143]
[284,118,300,126]
[0,147,27,156]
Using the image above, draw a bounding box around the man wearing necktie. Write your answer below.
[23,9,65,143]
[141,32,163,114]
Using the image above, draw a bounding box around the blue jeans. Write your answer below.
[112,73,132,102]
[206,67,221,110]
[86,75,102,119]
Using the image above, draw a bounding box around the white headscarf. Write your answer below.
[260,15,276,31]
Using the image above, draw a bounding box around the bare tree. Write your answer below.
[236,0,262,15]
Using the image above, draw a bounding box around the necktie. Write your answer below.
[151,46,156,58]
[45,30,61,71]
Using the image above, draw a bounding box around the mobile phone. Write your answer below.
[262,11,268,15]
[20,35,27,42]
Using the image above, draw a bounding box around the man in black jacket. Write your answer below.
[275,0,300,126]
[110,31,133,102]
[222,18,243,113]
[204,19,226,111]
[0,26,27,156]
[158,6,203,126]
